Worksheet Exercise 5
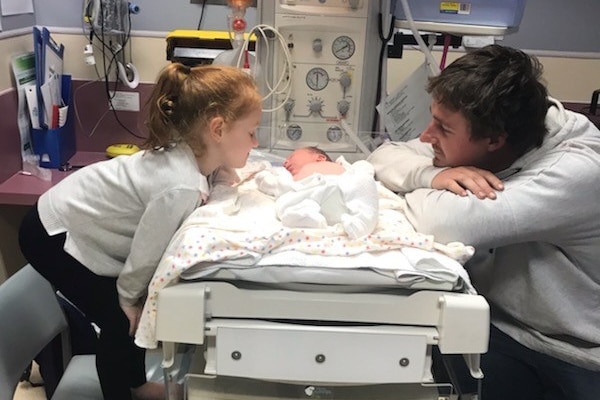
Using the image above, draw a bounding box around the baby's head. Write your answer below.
[283,147,331,176]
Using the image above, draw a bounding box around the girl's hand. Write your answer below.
[120,302,143,336]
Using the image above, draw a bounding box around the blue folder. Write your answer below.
[33,26,64,129]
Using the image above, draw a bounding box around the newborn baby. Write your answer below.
[283,146,345,180]
[256,147,379,239]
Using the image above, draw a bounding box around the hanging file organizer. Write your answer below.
[31,74,75,169]
[30,27,76,169]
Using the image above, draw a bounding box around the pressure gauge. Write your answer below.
[286,124,303,141]
[332,36,355,60]
[327,126,343,143]
[306,67,329,91]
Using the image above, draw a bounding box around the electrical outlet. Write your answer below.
[109,91,140,112]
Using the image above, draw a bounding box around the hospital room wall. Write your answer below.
[0,33,34,283]
[1,0,599,100]
[387,52,600,104]
[1,30,599,103]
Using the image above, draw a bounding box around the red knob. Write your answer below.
[233,18,246,31]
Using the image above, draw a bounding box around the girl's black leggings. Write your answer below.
[19,204,147,400]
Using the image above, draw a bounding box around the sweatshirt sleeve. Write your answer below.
[402,188,519,249]
[367,139,447,193]
[116,189,200,305]
[401,147,599,249]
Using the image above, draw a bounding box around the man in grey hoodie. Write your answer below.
[368,45,600,400]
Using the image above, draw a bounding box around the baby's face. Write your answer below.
[283,148,322,176]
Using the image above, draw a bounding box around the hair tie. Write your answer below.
[161,96,176,117]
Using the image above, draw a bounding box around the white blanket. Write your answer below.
[255,159,379,239]
[135,161,475,349]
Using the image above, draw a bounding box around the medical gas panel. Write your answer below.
[258,0,380,158]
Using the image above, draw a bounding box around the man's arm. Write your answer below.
[367,139,444,193]
[402,187,517,248]
[368,140,503,198]
[432,167,504,200]
[401,157,594,249]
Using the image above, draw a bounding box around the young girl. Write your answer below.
[18,63,262,400]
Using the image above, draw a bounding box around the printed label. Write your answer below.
[458,2,472,14]
[439,2,471,15]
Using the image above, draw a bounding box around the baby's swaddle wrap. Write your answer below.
[255,158,379,239]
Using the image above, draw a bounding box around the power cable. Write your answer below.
[82,0,146,140]
[372,11,395,132]
[197,0,208,30]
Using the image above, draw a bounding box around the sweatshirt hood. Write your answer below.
[500,97,597,176]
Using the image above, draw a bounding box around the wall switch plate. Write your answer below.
[109,91,140,112]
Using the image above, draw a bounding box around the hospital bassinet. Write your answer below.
[142,154,490,399]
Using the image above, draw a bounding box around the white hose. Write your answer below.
[399,0,441,76]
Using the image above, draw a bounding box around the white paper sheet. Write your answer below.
[377,62,432,142]
[1,0,34,16]
[11,52,36,161]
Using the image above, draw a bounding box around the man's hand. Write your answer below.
[432,166,504,199]
[120,302,143,336]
